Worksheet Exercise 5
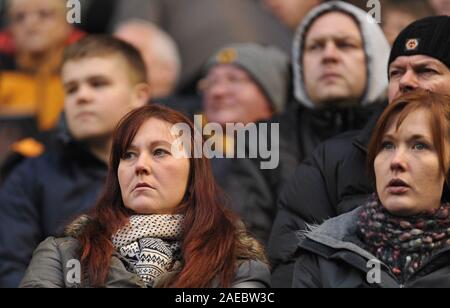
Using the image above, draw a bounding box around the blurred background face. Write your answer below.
[263,0,320,29]
[382,9,418,46]
[428,0,450,15]
[303,12,367,107]
[388,55,450,102]
[115,22,180,98]
[62,55,146,143]
[118,118,190,215]
[375,109,446,216]
[202,64,273,125]
[8,0,71,54]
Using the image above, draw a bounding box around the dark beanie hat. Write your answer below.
[388,16,450,70]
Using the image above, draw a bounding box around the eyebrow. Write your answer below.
[390,60,442,71]
[383,133,431,141]
[128,140,173,149]
[306,34,361,42]
[63,75,111,87]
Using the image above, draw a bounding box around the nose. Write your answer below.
[75,84,94,105]
[322,41,339,64]
[390,148,407,173]
[398,69,419,94]
[135,153,151,176]
[22,12,40,27]
[204,79,231,108]
[207,79,230,98]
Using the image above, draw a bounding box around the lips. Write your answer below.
[386,178,410,194]
[133,182,154,192]
[75,111,96,120]
[320,73,342,82]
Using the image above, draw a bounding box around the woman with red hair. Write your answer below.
[20,104,269,288]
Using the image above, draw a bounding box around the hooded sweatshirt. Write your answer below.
[277,1,391,168]
[292,1,390,109]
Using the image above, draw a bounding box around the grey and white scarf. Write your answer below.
[112,215,184,287]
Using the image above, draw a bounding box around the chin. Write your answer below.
[127,204,156,215]
[382,200,417,217]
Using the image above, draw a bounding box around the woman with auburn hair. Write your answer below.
[20,104,269,288]
[292,90,450,288]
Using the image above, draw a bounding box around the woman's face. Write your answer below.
[118,118,190,215]
[375,109,447,216]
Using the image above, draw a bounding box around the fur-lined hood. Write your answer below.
[64,215,92,238]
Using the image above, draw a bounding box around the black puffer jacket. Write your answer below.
[268,107,384,287]
[215,102,382,245]
[293,207,450,288]
[0,127,107,288]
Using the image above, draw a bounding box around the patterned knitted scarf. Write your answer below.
[112,215,184,287]
[357,196,450,281]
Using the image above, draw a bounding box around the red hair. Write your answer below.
[77,104,249,287]
[367,90,450,200]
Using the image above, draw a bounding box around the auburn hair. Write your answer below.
[367,89,450,199]
[77,104,262,287]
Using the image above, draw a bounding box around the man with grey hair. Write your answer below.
[114,19,181,99]
[428,0,450,16]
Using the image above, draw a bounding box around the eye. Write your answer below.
[381,141,395,151]
[64,85,78,95]
[412,142,428,151]
[337,41,356,50]
[90,79,109,88]
[154,148,169,157]
[389,70,401,79]
[305,42,323,52]
[122,151,136,160]
[418,68,438,75]
[39,9,54,20]
[12,12,26,24]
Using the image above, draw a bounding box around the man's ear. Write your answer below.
[132,83,151,107]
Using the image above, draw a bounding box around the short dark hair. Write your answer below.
[62,35,148,85]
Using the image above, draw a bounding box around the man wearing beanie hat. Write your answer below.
[198,43,289,243]
[268,15,450,287]
[388,16,450,101]
[202,43,289,125]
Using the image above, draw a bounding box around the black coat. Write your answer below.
[215,102,384,245]
[0,130,107,287]
[268,104,386,287]
[293,208,450,288]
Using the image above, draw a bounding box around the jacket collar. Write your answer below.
[297,207,377,262]
[297,205,450,286]
[54,115,107,170]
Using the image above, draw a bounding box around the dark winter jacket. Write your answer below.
[219,102,383,245]
[20,216,271,288]
[268,107,384,287]
[293,207,450,288]
[213,1,390,246]
[0,127,108,288]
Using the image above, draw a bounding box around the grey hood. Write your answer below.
[293,1,390,109]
